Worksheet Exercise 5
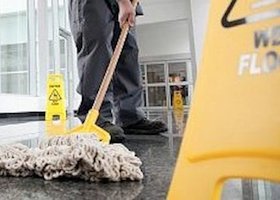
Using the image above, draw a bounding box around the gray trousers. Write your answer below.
[68,0,145,126]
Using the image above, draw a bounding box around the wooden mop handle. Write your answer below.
[92,0,139,111]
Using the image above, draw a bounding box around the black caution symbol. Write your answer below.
[49,88,62,103]
[175,99,183,105]
[222,0,280,28]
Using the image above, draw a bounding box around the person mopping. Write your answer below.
[68,0,168,143]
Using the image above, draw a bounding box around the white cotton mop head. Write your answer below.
[0,134,144,182]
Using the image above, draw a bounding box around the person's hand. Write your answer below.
[117,0,135,27]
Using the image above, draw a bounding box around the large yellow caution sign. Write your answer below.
[168,0,280,199]
[45,74,66,121]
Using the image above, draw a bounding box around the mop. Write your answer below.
[0,0,144,182]
[0,135,143,182]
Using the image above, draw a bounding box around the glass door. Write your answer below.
[0,0,74,113]
[0,0,41,112]
[140,59,193,109]
[141,59,193,109]
[167,61,191,107]
[38,0,74,114]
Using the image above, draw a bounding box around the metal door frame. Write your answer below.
[141,58,193,110]
[38,0,74,115]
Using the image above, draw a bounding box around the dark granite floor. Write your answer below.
[0,111,184,200]
[0,110,279,200]
[0,136,181,200]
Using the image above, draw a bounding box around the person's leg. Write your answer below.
[111,22,144,127]
[112,22,167,134]
[68,0,125,142]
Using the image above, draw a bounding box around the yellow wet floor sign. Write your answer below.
[172,90,184,110]
[45,74,66,121]
[168,0,280,199]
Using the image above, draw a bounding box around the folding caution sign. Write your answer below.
[45,74,67,121]
[168,0,280,199]
[173,90,184,110]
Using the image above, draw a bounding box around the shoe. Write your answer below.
[122,118,168,135]
[77,115,126,143]
[99,121,126,143]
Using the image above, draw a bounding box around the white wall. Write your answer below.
[137,0,189,25]
[190,0,211,66]
[0,95,80,113]
[136,20,190,59]
[0,95,44,112]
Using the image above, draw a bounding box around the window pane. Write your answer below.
[58,0,66,28]
[1,73,29,95]
[49,39,66,70]
[60,38,66,69]
[0,44,27,72]
[147,64,165,83]
[140,64,146,85]
[49,40,54,70]
[148,86,166,107]
[168,62,187,83]
[187,60,193,82]
[0,0,29,94]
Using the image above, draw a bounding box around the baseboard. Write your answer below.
[0,112,45,118]
[0,111,78,119]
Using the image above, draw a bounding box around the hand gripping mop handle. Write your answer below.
[92,0,139,111]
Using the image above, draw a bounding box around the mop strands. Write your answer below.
[0,134,143,182]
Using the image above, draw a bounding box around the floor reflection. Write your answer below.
[0,177,144,200]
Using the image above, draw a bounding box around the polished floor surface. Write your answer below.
[0,110,279,200]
